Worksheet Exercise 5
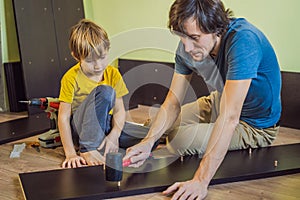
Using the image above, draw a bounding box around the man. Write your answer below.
[124,0,281,199]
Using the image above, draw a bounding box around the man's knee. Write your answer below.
[166,123,213,155]
[197,96,213,123]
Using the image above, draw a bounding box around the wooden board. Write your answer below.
[13,0,84,114]
[0,113,50,145]
[118,59,209,110]
[280,72,300,129]
[19,143,300,200]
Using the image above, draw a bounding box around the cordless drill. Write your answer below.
[19,97,61,148]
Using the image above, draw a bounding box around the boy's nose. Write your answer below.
[94,61,101,69]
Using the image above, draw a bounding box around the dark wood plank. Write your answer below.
[0,113,50,145]
[19,143,300,200]
[280,72,300,129]
[13,0,84,114]
[118,59,209,110]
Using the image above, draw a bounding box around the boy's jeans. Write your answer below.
[71,85,150,153]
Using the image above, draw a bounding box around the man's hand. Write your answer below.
[162,178,208,200]
[62,154,87,168]
[123,139,154,168]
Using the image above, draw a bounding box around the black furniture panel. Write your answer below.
[19,143,300,200]
[13,0,84,114]
[13,0,61,100]
[280,72,300,129]
[118,59,209,110]
[52,0,85,75]
[0,113,50,145]
[119,59,173,110]
[4,62,27,112]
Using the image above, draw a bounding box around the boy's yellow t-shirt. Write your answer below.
[59,63,128,114]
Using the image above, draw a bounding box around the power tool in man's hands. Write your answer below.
[19,97,62,148]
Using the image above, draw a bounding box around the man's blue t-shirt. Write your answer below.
[175,18,281,129]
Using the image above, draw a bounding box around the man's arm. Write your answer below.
[163,79,251,200]
[195,79,251,183]
[145,72,192,144]
[124,72,192,167]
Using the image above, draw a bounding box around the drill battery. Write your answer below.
[38,129,61,148]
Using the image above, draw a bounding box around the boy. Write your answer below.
[58,19,129,168]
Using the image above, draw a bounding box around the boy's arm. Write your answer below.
[99,97,126,155]
[58,102,86,168]
[111,97,126,136]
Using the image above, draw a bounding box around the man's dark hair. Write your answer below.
[168,0,233,36]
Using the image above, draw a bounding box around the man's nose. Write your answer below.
[184,38,194,53]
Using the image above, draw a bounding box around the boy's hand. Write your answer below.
[98,133,119,156]
[62,155,87,168]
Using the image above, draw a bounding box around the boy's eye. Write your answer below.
[84,54,106,63]
[85,59,93,63]
[100,54,107,60]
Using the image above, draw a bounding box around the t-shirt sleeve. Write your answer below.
[59,74,75,103]
[112,68,128,98]
[226,30,263,80]
[174,42,193,75]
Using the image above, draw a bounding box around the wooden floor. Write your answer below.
[0,106,300,200]
[0,111,28,123]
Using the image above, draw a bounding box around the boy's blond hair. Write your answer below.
[69,19,110,61]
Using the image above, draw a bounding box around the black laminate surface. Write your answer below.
[19,143,300,200]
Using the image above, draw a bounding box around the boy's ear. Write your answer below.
[71,52,80,61]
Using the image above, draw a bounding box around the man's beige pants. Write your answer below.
[166,91,279,156]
